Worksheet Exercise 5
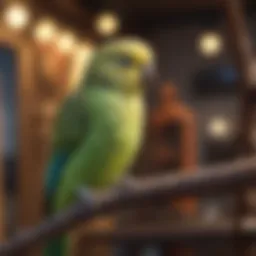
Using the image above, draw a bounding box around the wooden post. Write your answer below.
[224,0,255,154]
[148,82,198,216]
[0,25,43,255]
[223,0,254,255]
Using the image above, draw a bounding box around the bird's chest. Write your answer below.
[96,96,145,153]
[109,98,144,151]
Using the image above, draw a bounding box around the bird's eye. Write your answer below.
[118,56,133,67]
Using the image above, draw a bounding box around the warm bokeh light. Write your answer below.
[94,12,120,36]
[197,32,223,57]
[68,42,95,91]
[34,19,57,43]
[57,32,76,53]
[3,3,30,30]
[207,117,230,139]
[203,205,221,223]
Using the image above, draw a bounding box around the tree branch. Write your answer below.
[1,156,256,254]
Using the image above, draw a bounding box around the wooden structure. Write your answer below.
[147,82,197,215]
[0,24,40,230]
[0,0,255,255]
[134,82,197,216]
[0,73,6,241]
[224,0,256,255]
[0,23,42,255]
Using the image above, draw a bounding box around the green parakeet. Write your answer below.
[44,37,156,256]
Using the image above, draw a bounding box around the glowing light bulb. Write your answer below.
[95,12,120,36]
[198,32,223,57]
[207,117,230,139]
[34,19,57,43]
[57,32,75,53]
[3,3,30,30]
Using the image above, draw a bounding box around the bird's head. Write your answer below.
[85,37,157,95]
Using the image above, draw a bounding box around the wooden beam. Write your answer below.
[0,74,6,242]
[223,1,255,255]
[79,217,256,243]
[0,22,43,255]
[29,0,98,42]
[223,0,254,154]
[122,0,222,10]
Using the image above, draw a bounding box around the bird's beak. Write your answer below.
[142,62,159,108]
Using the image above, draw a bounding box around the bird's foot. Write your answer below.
[76,176,139,206]
[76,188,104,207]
[113,175,139,197]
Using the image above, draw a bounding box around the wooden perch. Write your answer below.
[80,217,256,244]
[1,156,256,255]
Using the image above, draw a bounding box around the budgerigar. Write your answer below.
[44,37,156,256]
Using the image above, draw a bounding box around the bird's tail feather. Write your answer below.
[44,234,68,256]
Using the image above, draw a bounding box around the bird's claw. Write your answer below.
[76,176,139,205]
[113,176,139,197]
[76,188,103,207]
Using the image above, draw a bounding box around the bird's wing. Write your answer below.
[44,94,87,210]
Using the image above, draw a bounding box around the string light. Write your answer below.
[207,116,231,140]
[3,3,30,30]
[94,12,120,37]
[57,32,76,53]
[34,19,57,43]
[197,32,223,57]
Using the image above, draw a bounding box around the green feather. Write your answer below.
[44,236,67,256]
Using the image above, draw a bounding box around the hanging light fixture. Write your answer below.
[94,11,120,37]
[34,19,57,43]
[3,3,30,30]
[197,32,223,58]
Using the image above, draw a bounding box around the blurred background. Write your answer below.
[1,0,256,255]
